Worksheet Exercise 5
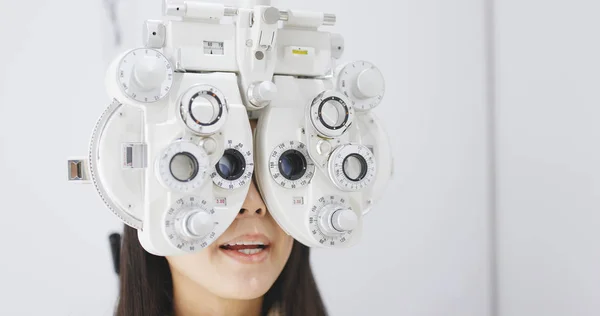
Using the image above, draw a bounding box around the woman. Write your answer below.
[115,120,328,316]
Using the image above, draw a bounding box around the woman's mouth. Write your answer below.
[219,236,271,263]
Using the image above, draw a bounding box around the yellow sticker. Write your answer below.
[292,49,309,55]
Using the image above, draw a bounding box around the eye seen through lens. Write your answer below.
[279,150,307,181]
[342,154,368,182]
[216,149,246,181]
[170,152,199,182]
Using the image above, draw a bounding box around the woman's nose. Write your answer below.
[237,179,267,218]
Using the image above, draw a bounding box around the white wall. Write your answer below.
[0,0,492,315]
[303,1,493,315]
[494,1,600,316]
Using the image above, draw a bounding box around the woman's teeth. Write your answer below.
[237,248,263,255]
[219,241,269,254]
[225,241,265,247]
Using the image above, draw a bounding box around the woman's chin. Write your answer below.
[216,274,277,300]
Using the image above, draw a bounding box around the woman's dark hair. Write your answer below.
[115,225,328,316]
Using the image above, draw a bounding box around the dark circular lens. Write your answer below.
[170,152,199,182]
[278,150,307,181]
[216,149,246,181]
[342,154,368,182]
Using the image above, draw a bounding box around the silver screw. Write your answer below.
[246,39,253,47]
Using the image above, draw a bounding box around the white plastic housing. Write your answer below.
[98,55,253,255]
[255,75,393,248]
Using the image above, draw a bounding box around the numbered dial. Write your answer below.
[309,195,355,247]
[328,144,377,191]
[164,196,219,253]
[179,85,229,136]
[155,140,210,192]
[117,48,174,103]
[211,140,254,190]
[269,141,315,189]
[337,61,385,111]
[309,91,354,138]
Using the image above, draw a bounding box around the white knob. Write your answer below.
[248,81,278,108]
[132,56,166,90]
[331,209,358,232]
[201,138,218,154]
[318,204,358,236]
[184,211,214,238]
[317,140,332,155]
[354,67,384,99]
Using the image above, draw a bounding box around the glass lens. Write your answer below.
[170,152,199,182]
[279,150,307,181]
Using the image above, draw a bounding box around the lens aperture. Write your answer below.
[216,149,246,181]
[170,152,199,182]
[342,154,368,182]
[279,150,307,181]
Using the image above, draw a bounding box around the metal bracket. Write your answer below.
[67,157,91,183]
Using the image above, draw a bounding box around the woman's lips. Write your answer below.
[218,234,272,264]
[219,245,271,263]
